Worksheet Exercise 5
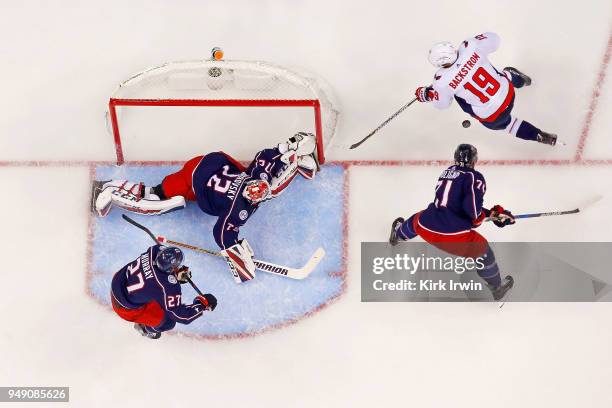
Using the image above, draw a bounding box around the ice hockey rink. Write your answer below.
[1,1,611,406]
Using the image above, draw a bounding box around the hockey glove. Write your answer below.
[488,205,516,228]
[176,266,192,284]
[195,294,217,311]
[415,86,436,102]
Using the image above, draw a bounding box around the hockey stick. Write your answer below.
[121,215,205,296]
[488,195,603,221]
[514,209,579,219]
[349,97,418,149]
[486,208,579,222]
[157,235,325,280]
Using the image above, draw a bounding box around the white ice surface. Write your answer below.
[1,1,612,407]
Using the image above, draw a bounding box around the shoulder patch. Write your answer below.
[239,210,248,221]
[168,275,177,284]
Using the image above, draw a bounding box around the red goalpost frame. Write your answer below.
[108,98,326,165]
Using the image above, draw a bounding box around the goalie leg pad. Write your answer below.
[93,180,186,217]
[221,240,256,283]
[93,180,138,217]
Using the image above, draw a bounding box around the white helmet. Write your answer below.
[428,41,458,67]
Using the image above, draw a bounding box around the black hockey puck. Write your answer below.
[462,120,471,128]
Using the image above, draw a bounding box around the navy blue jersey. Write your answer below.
[418,165,487,234]
[111,245,205,327]
[192,149,288,249]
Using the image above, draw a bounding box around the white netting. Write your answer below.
[109,60,339,163]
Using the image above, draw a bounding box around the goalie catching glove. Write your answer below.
[276,132,320,184]
[221,239,256,283]
[486,205,516,228]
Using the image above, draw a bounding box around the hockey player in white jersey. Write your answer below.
[415,32,557,146]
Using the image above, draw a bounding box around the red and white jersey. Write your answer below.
[431,32,513,122]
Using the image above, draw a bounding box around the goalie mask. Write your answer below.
[155,246,184,273]
[242,179,270,204]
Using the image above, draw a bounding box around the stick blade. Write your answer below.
[577,194,604,212]
[292,247,326,279]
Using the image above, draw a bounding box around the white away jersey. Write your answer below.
[431,32,514,122]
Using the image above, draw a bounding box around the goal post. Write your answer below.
[107,59,338,165]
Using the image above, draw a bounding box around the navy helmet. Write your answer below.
[454,144,478,168]
[155,246,184,273]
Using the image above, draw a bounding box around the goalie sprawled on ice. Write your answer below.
[92,132,319,283]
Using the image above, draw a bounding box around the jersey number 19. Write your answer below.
[463,67,500,103]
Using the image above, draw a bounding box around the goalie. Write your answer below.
[92,132,319,283]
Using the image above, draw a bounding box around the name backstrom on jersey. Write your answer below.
[448,52,481,89]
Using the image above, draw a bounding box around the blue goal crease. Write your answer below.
[89,164,346,337]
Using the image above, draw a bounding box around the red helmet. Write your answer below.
[242,179,270,204]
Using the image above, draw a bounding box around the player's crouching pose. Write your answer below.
[415,32,557,146]
[389,144,515,301]
[111,245,217,339]
[93,132,319,283]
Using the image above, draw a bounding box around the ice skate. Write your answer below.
[503,67,532,86]
[389,217,405,246]
[134,323,161,340]
[536,131,557,146]
[489,276,514,301]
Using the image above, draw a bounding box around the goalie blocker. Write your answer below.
[222,239,256,283]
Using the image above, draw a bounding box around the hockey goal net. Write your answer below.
[107,59,339,164]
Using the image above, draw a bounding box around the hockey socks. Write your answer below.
[505,71,526,88]
[399,215,418,240]
[477,246,501,288]
[506,117,540,141]
[503,67,531,88]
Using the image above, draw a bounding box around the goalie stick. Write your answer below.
[121,215,205,296]
[156,236,325,280]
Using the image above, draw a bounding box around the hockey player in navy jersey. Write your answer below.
[93,132,319,283]
[111,244,217,339]
[415,32,557,146]
[389,144,514,301]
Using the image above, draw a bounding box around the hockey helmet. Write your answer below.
[155,246,184,273]
[428,41,458,67]
[454,144,478,168]
[242,179,270,204]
